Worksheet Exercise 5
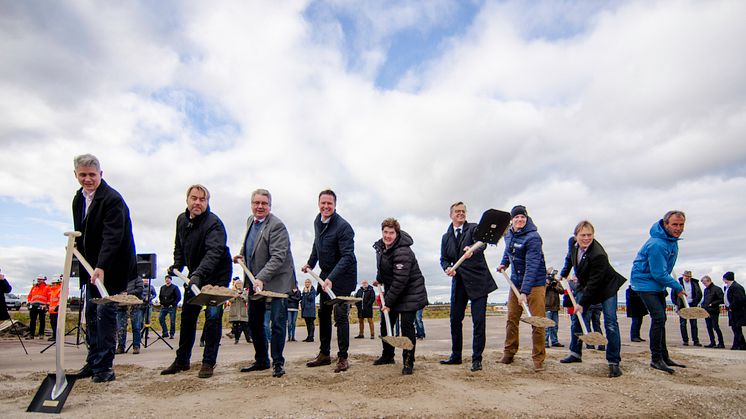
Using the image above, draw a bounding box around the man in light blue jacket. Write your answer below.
[630,210,687,374]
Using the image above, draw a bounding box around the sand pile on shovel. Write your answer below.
[579,332,608,345]
[381,336,414,350]
[521,316,556,328]
[200,285,238,297]
[679,307,709,319]
[93,294,143,305]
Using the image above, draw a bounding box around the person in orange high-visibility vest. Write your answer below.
[26,275,50,339]
[47,275,63,341]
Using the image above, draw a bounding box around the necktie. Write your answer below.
[455,227,461,240]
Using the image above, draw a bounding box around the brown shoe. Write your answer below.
[198,364,214,378]
[533,361,545,372]
[334,357,349,373]
[498,355,514,364]
[306,353,332,367]
[161,361,190,375]
[132,346,140,355]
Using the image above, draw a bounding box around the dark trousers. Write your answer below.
[732,325,746,349]
[638,291,670,362]
[588,305,602,333]
[49,313,58,338]
[705,311,723,345]
[249,297,287,366]
[449,278,487,362]
[28,306,46,336]
[679,316,700,344]
[159,306,177,337]
[176,294,224,367]
[304,317,315,339]
[630,316,644,340]
[318,292,350,358]
[232,321,251,342]
[380,310,416,361]
[85,287,117,373]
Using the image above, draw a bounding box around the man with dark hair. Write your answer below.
[440,202,497,372]
[236,188,296,378]
[630,210,687,374]
[674,270,702,346]
[700,275,724,348]
[723,272,746,350]
[354,280,376,339]
[161,184,232,379]
[302,189,357,373]
[72,153,138,383]
[158,275,181,339]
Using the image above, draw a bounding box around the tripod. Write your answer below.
[126,286,173,351]
[41,286,87,354]
[4,317,29,355]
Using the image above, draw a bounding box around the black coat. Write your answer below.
[440,222,497,300]
[626,287,648,318]
[287,289,302,310]
[159,283,181,308]
[672,277,703,308]
[560,237,627,308]
[354,286,376,318]
[0,278,11,320]
[173,207,232,287]
[72,179,137,295]
[701,283,724,315]
[726,281,746,327]
[306,212,357,296]
[374,231,428,312]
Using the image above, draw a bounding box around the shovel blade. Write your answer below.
[578,332,608,346]
[520,316,556,328]
[473,209,511,245]
[381,336,414,350]
[679,307,710,319]
[188,292,233,306]
[27,373,77,414]
[323,296,362,306]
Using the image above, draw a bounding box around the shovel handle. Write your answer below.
[446,241,485,274]
[307,270,337,299]
[499,270,535,316]
[71,248,109,298]
[376,284,394,338]
[560,279,590,335]
[235,258,260,289]
[671,270,690,308]
[171,268,201,296]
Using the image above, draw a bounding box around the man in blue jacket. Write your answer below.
[630,210,687,374]
[302,190,357,373]
[497,205,548,372]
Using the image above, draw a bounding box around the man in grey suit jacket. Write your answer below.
[234,189,296,378]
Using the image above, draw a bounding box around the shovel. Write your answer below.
[307,270,361,306]
[27,232,79,414]
[234,259,289,300]
[375,284,414,350]
[671,270,709,320]
[71,248,142,306]
[499,270,556,328]
[446,209,511,274]
[171,269,236,306]
[559,279,608,346]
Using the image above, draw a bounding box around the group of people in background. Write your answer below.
[3,153,744,386]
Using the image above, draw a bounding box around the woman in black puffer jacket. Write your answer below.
[372,218,428,374]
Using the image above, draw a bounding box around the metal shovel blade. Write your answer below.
[188,292,234,306]
[473,209,512,245]
[381,335,414,350]
[27,373,77,414]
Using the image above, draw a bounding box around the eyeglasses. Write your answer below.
[252,201,269,207]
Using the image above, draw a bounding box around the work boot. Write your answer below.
[198,364,214,378]
[373,356,395,365]
[92,369,116,383]
[306,353,332,367]
[498,354,513,365]
[334,357,349,373]
[402,350,414,375]
[533,361,545,372]
[608,364,622,378]
[132,346,140,355]
[161,360,190,375]
[115,346,125,354]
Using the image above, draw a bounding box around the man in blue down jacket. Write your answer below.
[497,205,548,372]
[302,190,357,373]
[439,202,497,372]
[630,210,687,374]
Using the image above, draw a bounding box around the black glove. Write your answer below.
[168,265,181,275]
[188,274,201,288]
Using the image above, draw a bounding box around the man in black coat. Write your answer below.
[302,190,357,373]
[673,270,703,346]
[700,275,724,348]
[723,272,746,350]
[439,202,497,372]
[72,154,138,383]
[354,280,376,339]
[158,275,181,339]
[161,184,232,379]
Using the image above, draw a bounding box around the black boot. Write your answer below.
[402,350,414,375]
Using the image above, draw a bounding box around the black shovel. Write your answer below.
[445,209,511,274]
[28,232,79,413]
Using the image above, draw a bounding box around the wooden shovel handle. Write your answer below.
[307,270,337,299]
[376,284,394,337]
[170,268,201,296]
[560,279,590,335]
[446,241,485,274]
[235,258,259,288]
[499,270,534,316]
[71,247,109,298]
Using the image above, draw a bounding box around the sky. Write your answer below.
[1,0,745,303]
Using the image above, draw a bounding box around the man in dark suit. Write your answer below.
[723,272,746,350]
[235,189,296,377]
[700,275,724,348]
[674,270,703,346]
[72,154,138,383]
[302,189,357,373]
[559,220,627,378]
[161,184,232,379]
[439,202,497,372]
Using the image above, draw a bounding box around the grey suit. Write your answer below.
[239,213,296,295]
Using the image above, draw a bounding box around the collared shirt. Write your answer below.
[724,284,730,308]
[683,280,693,303]
[82,189,96,218]
[577,246,588,266]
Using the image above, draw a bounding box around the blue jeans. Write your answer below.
[176,296,224,367]
[287,310,298,340]
[116,306,143,349]
[568,292,621,365]
[85,286,118,373]
[638,291,669,362]
[414,308,425,338]
[159,306,177,337]
[545,310,559,345]
[264,309,271,344]
[250,298,287,366]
